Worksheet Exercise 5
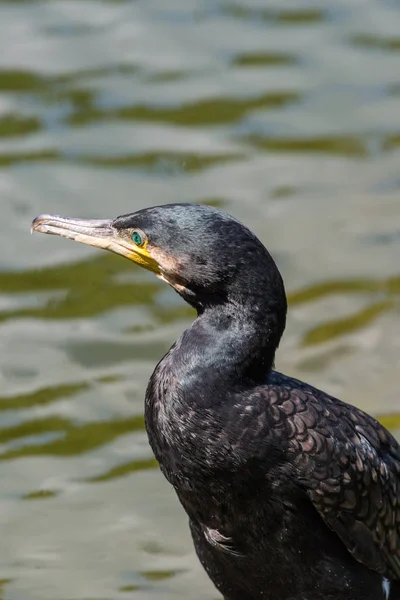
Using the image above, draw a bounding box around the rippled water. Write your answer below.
[1,1,400,598]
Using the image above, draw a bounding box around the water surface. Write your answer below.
[0,1,400,598]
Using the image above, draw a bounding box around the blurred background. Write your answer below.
[0,0,399,598]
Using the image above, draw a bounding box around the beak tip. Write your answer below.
[29,214,116,250]
[31,214,52,234]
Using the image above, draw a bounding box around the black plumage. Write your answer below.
[31,203,400,600]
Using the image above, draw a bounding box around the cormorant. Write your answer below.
[31,204,400,600]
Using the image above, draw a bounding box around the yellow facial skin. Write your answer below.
[122,233,160,273]
[31,214,161,274]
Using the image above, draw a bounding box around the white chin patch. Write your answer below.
[157,273,188,295]
[382,577,390,599]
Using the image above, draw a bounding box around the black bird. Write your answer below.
[31,204,400,600]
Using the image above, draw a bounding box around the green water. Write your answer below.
[0,1,399,598]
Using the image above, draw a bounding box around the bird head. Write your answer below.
[31,203,285,314]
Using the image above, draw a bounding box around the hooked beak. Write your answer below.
[31,214,160,273]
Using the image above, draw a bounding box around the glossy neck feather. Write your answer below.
[156,255,287,394]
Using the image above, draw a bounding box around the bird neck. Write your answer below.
[164,278,287,394]
[194,298,284,384]
[145,285,286,484]
[169,251,287,385]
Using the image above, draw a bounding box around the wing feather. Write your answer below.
[266,372,400,579]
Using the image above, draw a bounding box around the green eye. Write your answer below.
[131,231,144,246]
